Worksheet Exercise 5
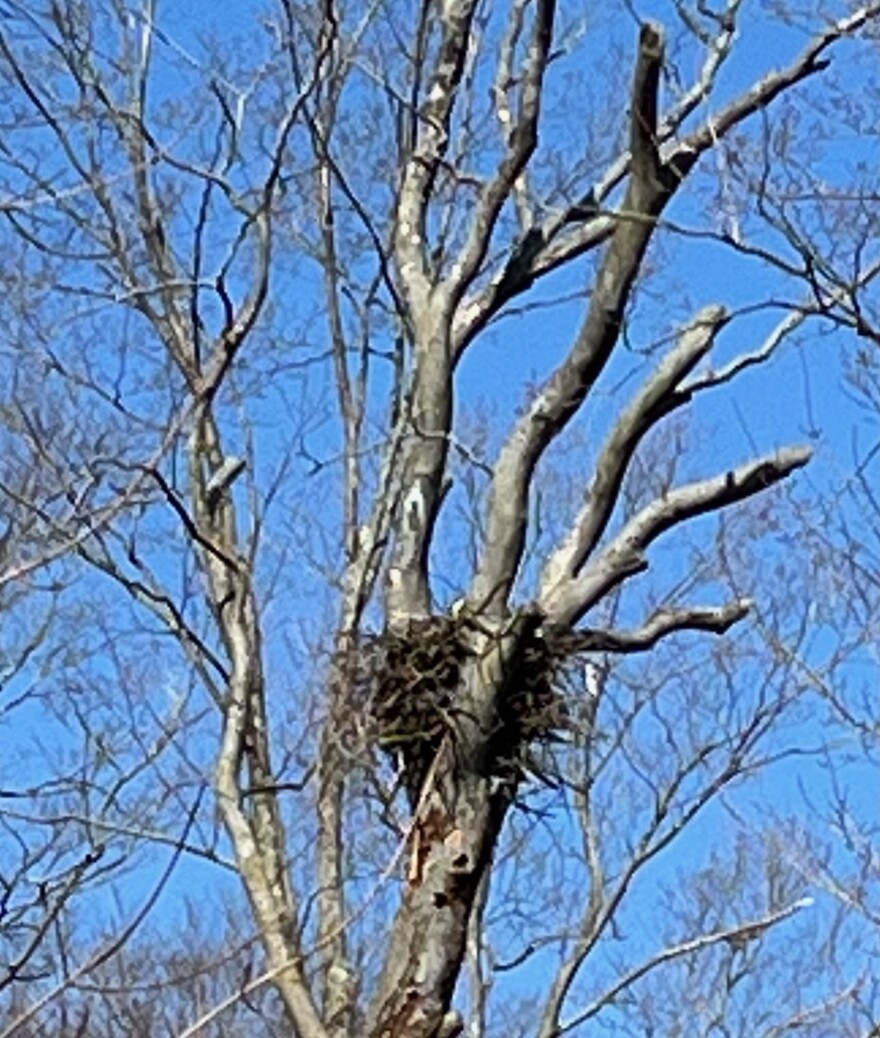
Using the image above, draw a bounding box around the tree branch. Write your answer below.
[470,23,670,617]
[452,3,880,354]
[448,0,556,302]
[386,2,482,623]
[394,0,480,314]
[629,22,663,186]
[566,598,752,653]
[555,897,814,1036]
[542,445,812,625]
[540,305,728,596]
[664,3,880,184]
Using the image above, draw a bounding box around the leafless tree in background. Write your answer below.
[0,2,877,1036]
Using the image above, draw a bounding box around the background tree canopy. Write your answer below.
[0,2,877,1036]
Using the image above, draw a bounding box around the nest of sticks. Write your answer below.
[353,614,579,807]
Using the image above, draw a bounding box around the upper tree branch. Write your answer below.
[540,305,728,598]
[448,0,556,303]
[394,0,479,314]
[542,446,813,626]
[661,0,741,134]
[629,22,663,186]
[664,2,880,183]
[469,23,670,617]
[452,3,880,354]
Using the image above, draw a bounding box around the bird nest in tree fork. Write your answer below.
[353,614,578,808]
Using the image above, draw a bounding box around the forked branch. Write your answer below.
[449,0,556,301]
[543,446,813,625]
[470,23,670,617]
[453,3,880,352]
[541,305,728,596]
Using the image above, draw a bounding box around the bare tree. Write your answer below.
[0,2,878,1037]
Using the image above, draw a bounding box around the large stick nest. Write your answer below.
[353,615,582,807]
